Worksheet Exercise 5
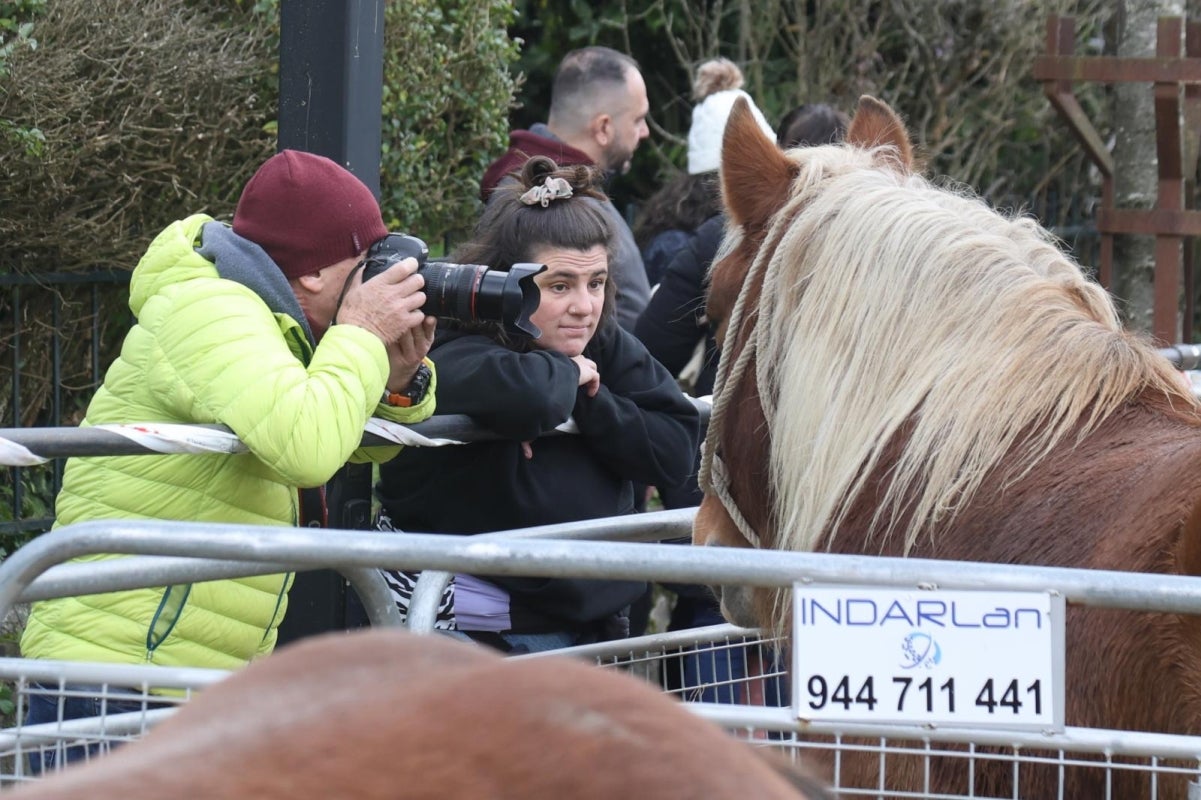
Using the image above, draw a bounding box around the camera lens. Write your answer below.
[359,234,546,338]
[420,263,488,320]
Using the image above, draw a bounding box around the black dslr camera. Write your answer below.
[360,234,545,338]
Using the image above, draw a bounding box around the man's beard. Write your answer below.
[599,141,635,175]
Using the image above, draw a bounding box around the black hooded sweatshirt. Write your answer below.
[375,322,700,633]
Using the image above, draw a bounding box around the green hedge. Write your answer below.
[0,0,519,273]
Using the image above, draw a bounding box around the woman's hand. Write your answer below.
[572,355,600,398]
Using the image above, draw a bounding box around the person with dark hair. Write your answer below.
[480,46,652,331]
[776,102,850,150]
[376,156,700,654]
[19,149,438,768]
[632,173,721,289]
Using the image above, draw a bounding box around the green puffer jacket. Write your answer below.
[20,214,436,670]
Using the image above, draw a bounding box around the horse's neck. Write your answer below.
[829,397,1201,572]
[817,396,1201,741]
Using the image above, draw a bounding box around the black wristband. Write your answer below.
[383,362,432,408]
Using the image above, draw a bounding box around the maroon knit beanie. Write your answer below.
[233,150,388,280]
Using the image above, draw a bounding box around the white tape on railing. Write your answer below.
[0,396,712,466]
[363,418,465,448]
[0,436,47,466]
[93,423,249,455]
[364,416,580,447]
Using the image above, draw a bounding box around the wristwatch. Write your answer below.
[383,362,432,408]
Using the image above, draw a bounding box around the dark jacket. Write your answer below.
[375,322,701,633]
[480,128,593,201]
[480,124,651,331]
[635,213,725,397]
[640,228,695,289]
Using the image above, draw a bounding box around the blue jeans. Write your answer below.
[22,683,167,774]
[673,605,789,706]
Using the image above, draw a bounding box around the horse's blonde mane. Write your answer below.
[747,144,1195,555]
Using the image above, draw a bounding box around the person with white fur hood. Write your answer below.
[632,58,774,287]
[685,58,776,175]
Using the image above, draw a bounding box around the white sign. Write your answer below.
[791,586,1064,730]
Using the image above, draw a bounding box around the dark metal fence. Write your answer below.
[1,270,132,537]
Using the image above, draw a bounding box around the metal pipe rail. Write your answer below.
[4,517,1201,627]
[3,353,1193,460]
[696,704,1201,762]
[14,557,402,628]
[5,509,698,629]
[1161,343,1201,370]
[0,416,500,459]
[0,397,712,463]
[405,508,694,632]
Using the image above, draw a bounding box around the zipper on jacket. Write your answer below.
[146,584,192,658]
[283,325,313,364]
[260,576,292,644]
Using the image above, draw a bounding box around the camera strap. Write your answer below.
[332,262,366,325]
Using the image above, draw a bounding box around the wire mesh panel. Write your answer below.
[0,658,227,787]
[755,731,1201,800]
[529,623,789,705]
[540,625,1201,799]
[1,522,1201,797]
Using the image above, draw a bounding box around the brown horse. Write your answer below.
[694,95,1201,797]
[8,628,828,799]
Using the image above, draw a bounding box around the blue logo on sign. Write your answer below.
[900,631,942,669]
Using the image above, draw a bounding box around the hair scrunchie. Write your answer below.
[519,177,574,208]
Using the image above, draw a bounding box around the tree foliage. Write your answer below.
[0,0,519,270]
[381,0,520,247]
[0,0,276,273]
[507,0,1110,233]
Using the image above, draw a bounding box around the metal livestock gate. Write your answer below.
[0,515,1197,797]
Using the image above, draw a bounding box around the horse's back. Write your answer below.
[11,628,823,799]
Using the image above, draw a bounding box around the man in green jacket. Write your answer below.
[20,151,437,756]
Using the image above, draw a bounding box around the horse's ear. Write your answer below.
[720,97,797,229]
[846,95,913,172]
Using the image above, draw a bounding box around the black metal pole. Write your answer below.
[276,0,386,643]
[278,0,384,189]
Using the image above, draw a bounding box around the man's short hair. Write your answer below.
[549,46,640,129]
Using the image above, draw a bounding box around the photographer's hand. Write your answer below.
[387,315,436,391]
[336,257,427,345]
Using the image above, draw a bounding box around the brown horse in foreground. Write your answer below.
[9,628,827,799]
[694,95,1201,797]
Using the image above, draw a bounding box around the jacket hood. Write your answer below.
[129,214,313,344]
[196,221,314,344]
[128,215,220,317]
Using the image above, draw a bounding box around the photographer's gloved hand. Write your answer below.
[336,257,427,348]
